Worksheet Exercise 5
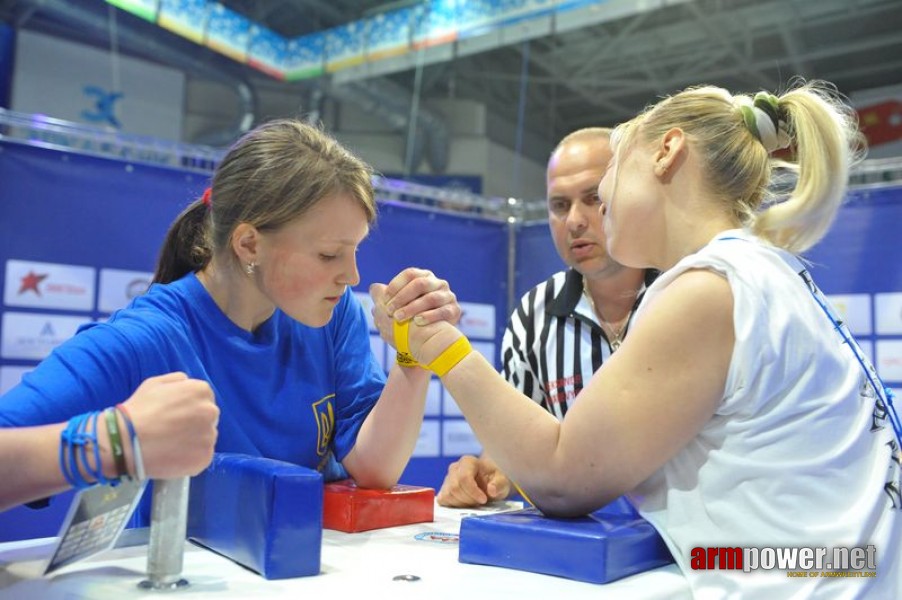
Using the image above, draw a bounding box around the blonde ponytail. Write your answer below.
[618,80,864,254]
[751,82,864,253]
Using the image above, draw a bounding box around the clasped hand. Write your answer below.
[369,267,463,364]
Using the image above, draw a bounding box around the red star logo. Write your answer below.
[19,271,49,296]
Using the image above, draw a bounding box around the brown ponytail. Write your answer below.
[152,198,212,284]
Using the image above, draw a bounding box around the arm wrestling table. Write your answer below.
[0,502,691,600]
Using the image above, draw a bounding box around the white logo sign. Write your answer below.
[458,302,496,340]
[98,268,153,314]
[1,312,91,360]
[875,293,902,335]
[876,340,902,382]
[4,260,95,311]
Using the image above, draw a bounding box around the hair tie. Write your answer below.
[201,187,212,208]
[738,95,790,154]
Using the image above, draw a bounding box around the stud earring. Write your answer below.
[245,262,257,276]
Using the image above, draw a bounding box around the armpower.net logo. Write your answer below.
[690,545,877,578]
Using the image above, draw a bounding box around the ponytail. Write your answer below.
[751,83,864,253]
[152,199,212,284]
[620,80,863,255]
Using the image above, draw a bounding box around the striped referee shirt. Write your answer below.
[501,268,647,420]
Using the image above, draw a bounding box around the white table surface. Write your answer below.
[0,502,691,600]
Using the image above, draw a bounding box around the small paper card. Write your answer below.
[44,479,146,574]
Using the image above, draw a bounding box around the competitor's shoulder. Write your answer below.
[93,279,198,344]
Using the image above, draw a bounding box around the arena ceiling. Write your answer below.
[2,0,901,160]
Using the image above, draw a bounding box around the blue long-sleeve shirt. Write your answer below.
[0,273,385,523]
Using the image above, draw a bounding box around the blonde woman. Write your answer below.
[375,82,900,598]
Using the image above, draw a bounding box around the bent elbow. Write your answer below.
[345,468,400,490]
[528,487,623,518]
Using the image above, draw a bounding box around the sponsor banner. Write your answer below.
[0,365,32,395]
[442,419,481,456]
[825,294,871,335]
[876,340,902,382]
[1,312,91,360]
[413,419,440,457]
[98,268,153,314]
[875,292,902,335]
[458,302,496,339]
[4,260,95,312]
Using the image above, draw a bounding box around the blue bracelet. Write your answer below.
[59,416,78,488]
[88,411,113,486]
[59,411,111,490]
[60,412,95,489]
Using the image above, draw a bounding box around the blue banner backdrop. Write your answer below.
[2,139,900,541]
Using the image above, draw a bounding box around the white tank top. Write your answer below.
[628,229,901,599]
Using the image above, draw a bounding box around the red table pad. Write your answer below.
[323,480,434,533]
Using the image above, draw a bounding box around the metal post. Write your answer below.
[138,477,190,590]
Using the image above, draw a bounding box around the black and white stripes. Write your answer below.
[501,269,624,420]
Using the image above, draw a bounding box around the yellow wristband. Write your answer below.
[393,319,419,367]
[426,336,472,377]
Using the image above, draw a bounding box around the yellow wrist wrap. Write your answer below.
[426,336,472,377]
[393,319,419,367]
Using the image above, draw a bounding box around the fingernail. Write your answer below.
[395,310,406,321]
[385,301,395,313]
[414,315,427,326]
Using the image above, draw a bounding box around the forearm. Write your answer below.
[343,364,431,488]
[0,424,69,512]
[441,352,586,514]
[0,413,135,513]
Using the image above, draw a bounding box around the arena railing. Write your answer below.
[2,107,900,225]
